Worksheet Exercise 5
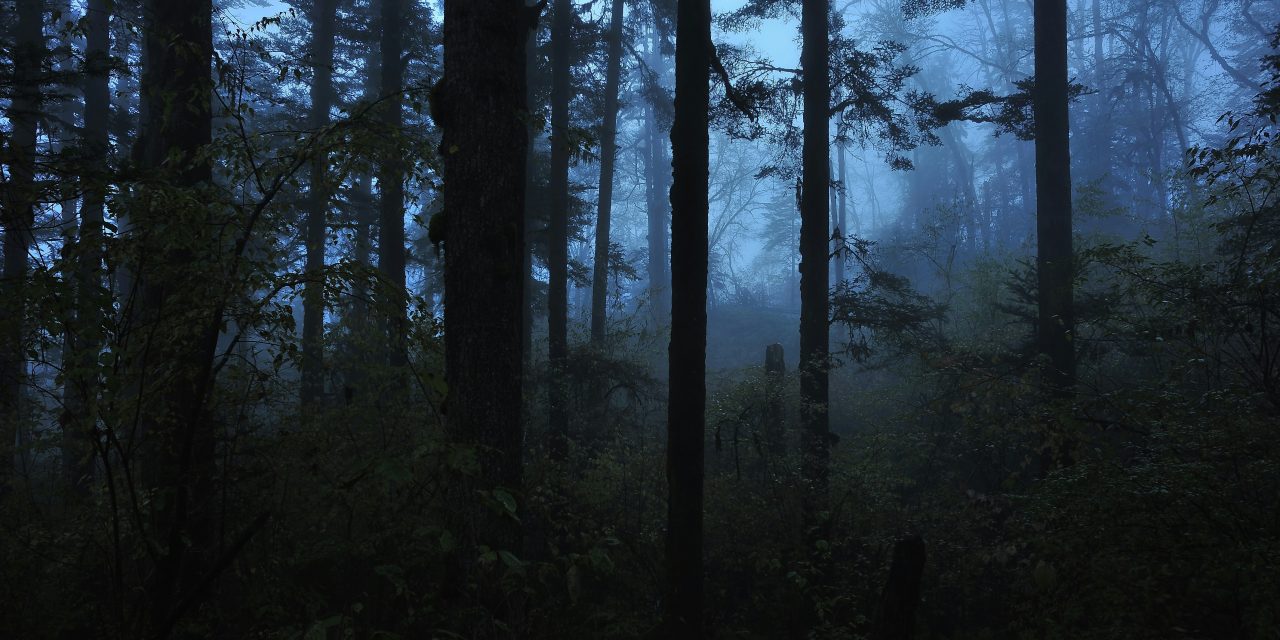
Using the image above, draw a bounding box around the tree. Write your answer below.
[62,0,111,494]
[1,0,42,493]
[591,0,626,345]
[547,0,572,452]
[131,0,216,633]
[302,0,337,406]
[1033,0,1075,389]
[379,0,408,371]
[666,0,710,635]
[799,0,831,537]
[440,0,529,550]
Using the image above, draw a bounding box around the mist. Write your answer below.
[1,0,1278,637]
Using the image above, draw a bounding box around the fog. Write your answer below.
[2,0,1278,636]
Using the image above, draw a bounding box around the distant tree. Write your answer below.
[379,0,409,371]
[666,0,710,635]
[645,16,672,325]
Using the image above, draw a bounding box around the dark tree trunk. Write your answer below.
[547,0,572,453]
[302,0,337,406]
[1034,0,1076,390]
[379,0,408,371]
[62,0,111,495]
[522,13,538,364]
[133,0,215,634]
[871,537,927,640]
[799,0,831,537]
[441,0,529,566]
[1,0,42,493]
[665,0,709,635]
[591,0,625,345]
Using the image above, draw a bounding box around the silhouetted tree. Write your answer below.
[666,0,710,635]
[799,0,831,538]
[379,0,408,371]
[1034,0,1075,389]
[440,0,529,550]
[302,0,337,405]
[591,0,625,344]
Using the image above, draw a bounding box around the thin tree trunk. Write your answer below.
[547,0,572,453]
[1,0,42,493]
[1034,0,1076,390]
[799,0,831,539]
[62,0,111,495]
[835,141,849,343]
[647,25,671,325]
[351,42,380,330]
[591,0,625,345]
[665,0,710,635]
[302,0,337,406]
[379,0,408,371]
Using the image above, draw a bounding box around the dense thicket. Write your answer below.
[0,0,1277,638]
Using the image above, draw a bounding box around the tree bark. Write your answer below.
[441,0,529,567]
[799,0,831,537]
[547,0,572,453]
[132,0,216,633]
[1034,0,1076,390]
[1,0,42,493]
[522,10,539,364]
[591,0,625,345]
[302,0,337,406]
[379,0,408,372]
[665,0,710,635]
[62,0,111,495]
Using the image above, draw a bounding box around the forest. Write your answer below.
[1,0,1278,637]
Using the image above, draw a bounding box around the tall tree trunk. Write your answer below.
[440,0,529,579]
[799,0,831,539]
[591,0,625,345]
[379,0,408,372]
[1,0,42,493]
[547,0,572,453]
[522,12,538,364]
[62,0,111,495]
[302,0,337,406]
[133,0,215,633]
[1034,0,1076,390]
[665,0,709,635]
